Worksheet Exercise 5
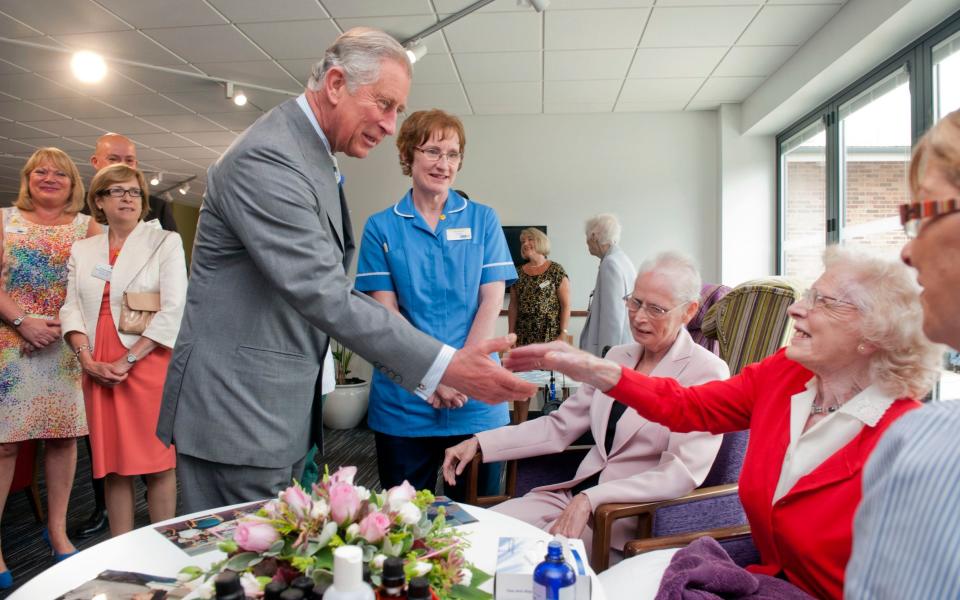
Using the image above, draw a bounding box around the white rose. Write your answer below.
[413,561,433,577]
[356,486,371,501]
[346,523,360,539]
[372,554,387,569]
[310,498,330,521]
[398,502,421,525]
[459,567,472,586]
[240,573,261,597]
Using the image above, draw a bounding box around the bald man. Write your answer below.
[87,133,178,232]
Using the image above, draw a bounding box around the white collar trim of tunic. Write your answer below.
[794,377,897,428]
[393,190,468,218]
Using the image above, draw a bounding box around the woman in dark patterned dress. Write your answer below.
[508,227,571,347]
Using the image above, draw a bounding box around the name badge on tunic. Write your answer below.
[4,225,26,235]
[92,263,113,281]
[539,280,553,289]
[446,227,472,241]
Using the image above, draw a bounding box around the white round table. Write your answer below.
[11,503,606,599]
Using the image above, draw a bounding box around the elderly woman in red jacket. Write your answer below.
[505,247,941,600]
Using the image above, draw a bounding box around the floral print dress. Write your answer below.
[512,261,567,347]
[0,207,89,442]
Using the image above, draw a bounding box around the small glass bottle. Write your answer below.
[279,589,305,600]
[263,580,288,600]
[377,557,407,599]
[406,577,432,600]
[291,575,316,598]
[213,571,245,600]
[532,540,576,600]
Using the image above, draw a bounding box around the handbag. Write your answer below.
[117,233,170,336]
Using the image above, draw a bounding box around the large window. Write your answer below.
[778,9,960,400]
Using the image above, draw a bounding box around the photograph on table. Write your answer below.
[53,569,180,600]
[154,500,266,556]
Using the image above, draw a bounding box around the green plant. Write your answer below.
[331,340,355,385]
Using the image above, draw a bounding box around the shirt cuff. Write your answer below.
[415,344,456,399]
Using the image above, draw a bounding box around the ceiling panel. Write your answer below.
[0,14,43,38]
[444,12,542,53]
[692,76,766,103]
[738,4,842,46]
[5,119,103,138]
[209,0,330,23]
[0,0,130,36]
[237,20,342,60]
[0,73,82,100]
[181,131,239,147]
[198,111,264,131]
[454,52,541,83]
[34,97,127,119]
[464,81,540,107]
[408,53,460,85]
[96,0,226,29]
[53,30,188,66]
[79,117,166,135]
[545,49,633,81]
[544,101,615,113]
[105,94,196,117]
[405,82,471,114]
[127,132,199,148]
[335,15,437,43]
[619,78,702,104]
[18,136,91,151]
[641,6,758,47]
[714,45,799,77]
[321,0,433,18]
[615,101,686,112]
[144,25,267,63]
[545,79,621,104]
[548,0,654,7]
[163,90,261,115]
[0,42,74,72]
[629,47,726,78]
[193,61,301,90]
[545,9,650,50]
[0,101,69,121]
[141,114,229,133]
[112,65,211,94]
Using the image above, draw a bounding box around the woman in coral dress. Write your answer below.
[61,164,187,536]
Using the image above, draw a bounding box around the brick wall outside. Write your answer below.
[783,158,910,282]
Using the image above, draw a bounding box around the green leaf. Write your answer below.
[178,566,203,581]
[314,546,334,570]
[218,540,238,554]
[224,552,261,571]
[468,565,492,586]
[263,539,285,557]
[449,584,493,600]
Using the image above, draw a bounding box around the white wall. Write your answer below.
[339,110,721,323]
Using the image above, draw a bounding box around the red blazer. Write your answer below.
[607,349,920,600]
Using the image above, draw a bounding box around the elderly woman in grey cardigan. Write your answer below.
[579,214,636,357]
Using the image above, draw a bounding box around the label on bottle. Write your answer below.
[532,582,575,600]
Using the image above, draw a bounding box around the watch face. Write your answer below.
[126,354,137,364]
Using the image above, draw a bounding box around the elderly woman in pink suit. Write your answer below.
[443,251,728,560]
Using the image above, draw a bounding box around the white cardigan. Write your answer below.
[61,220,188,350]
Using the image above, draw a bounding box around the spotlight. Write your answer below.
[149,172,162,186]
[517,0,549,11]
[178,182,190,195]
[226,81,247,106]
[71,51,107,83]
[405,41,427,64]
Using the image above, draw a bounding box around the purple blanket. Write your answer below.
[655,537,814,600]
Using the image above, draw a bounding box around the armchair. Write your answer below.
[590,278,799,571]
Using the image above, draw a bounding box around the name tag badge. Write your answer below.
[539,280,553,289]
[4,225,27,235]
[446,227,472,241]
[92,263,113,282]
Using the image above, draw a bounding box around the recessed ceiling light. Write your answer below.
[71,51,107,83]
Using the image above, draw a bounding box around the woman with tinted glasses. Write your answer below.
[506,247,941,599]
[60,164,187,536]
[0,148,99,584]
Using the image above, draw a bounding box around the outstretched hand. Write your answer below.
[442,334,537,403]
[503,341,622,392]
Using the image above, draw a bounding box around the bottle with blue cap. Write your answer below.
[532,539,576,599]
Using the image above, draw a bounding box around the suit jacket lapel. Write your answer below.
[282,101,346,254]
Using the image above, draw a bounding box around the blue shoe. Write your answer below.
[41,528,78,562]
[0,570,12,589]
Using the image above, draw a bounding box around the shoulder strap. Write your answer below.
[122,231,171,294]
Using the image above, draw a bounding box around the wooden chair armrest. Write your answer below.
[623,524,752,558]
[591,483,739,572]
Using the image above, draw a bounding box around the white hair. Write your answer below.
[585,213,621,246]
[307,27,410,93]
[637,251,701,304]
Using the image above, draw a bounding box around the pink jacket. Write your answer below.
[477,328,729,550]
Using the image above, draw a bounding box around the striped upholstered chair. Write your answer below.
[591,278,800,571]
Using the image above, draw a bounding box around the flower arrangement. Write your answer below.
[180,466,491,599]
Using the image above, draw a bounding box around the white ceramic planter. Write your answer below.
[322,380,370,430]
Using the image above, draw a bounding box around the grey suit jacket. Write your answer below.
[579,245,636,357]
[157,98,442,468]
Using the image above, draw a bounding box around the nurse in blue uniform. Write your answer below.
[355,110,515,499]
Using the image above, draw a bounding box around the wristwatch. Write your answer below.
[126,353,138,365]
[12,315,25,327]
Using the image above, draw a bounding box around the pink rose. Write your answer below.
[329,466,357,485]
[329,481,361,524]
[280,485,312,519]
[234,518,280,552]
[357,511,391,543]
[386,481,417,512]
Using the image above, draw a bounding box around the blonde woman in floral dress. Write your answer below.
[0,148,100,587]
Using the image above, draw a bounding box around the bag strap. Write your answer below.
[121,231,171,295]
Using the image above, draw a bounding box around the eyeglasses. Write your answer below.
[98,187,143,199]
[899,199,960,239]
[800,288,858,312]
[622,294,688,319]
[416,146,462,164]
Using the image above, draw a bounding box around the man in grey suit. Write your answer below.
[157,28,536,513]
[579,214,636,357]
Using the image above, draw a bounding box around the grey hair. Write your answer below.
[821,246,942,399]
[585,213,622,246]
[307,27,411,93]
[637,251,702,304]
